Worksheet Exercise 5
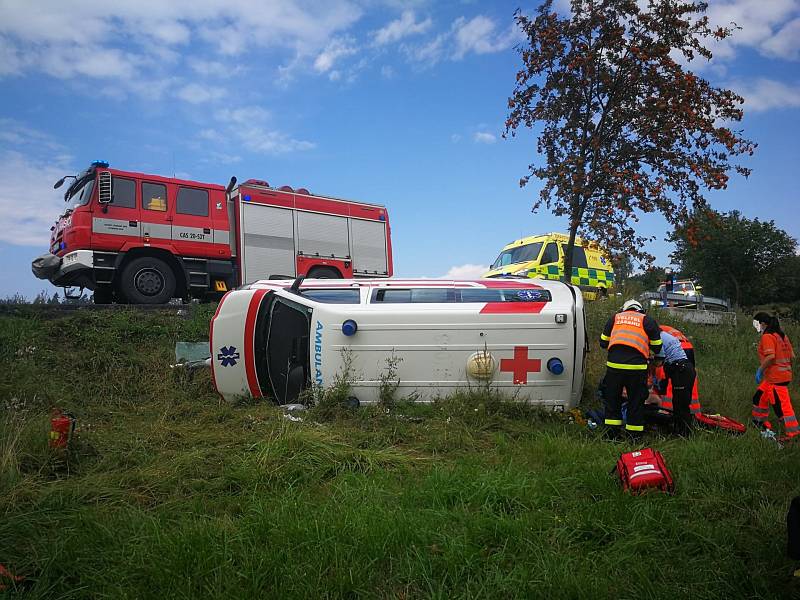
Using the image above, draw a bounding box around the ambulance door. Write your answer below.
[265,296,311,404]
[91,173,141,251]
[171,185,215,258]
[539,241,561,280]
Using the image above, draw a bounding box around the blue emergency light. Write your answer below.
[91,160,109,168]
[547,358,564,375]
[341,319,358,336]
[243,195,251,202]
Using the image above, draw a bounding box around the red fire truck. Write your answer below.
[32,161,393,303]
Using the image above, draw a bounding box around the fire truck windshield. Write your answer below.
[66,177,95,210]
[491,242,544,269]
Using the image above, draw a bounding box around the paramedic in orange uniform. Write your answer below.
[653,325,701,416]
[752,312,799,440]
[600,299,662,438]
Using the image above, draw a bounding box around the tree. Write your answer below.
[505,0,756,280]
[669,209,797,306]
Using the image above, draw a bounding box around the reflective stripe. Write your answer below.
[606,361,648,370]
[600,333,610,341]
[784,416,798,425]
[650,339,662,346]
[625,424,644,432]
[605,419,623,426]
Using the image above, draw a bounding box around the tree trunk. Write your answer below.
[563,198,583,285]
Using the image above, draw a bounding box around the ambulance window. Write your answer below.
[564,245,588,269]
[460,289,504,302]
[541,243,559,264]
[459,289,552,302]
[299,289,361,304]
[111,177,136,208]
[143,182,167,212]
[372,288,455,303]
[177,187,209,217]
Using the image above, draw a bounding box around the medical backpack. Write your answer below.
[614,448,674,495]
[695,413,746,435]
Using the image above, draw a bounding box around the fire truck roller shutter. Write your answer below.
[240,203,296,282]
[296,212,350,259]
[351,218,388,275]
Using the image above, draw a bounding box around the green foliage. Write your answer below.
[1,305,799,598]
[506,0,755,277]
[670,209,798,306]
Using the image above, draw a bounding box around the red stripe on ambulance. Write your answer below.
[243,289,269,398]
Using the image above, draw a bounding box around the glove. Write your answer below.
[755,367,764,384]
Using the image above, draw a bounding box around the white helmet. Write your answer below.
[622,299,644,312]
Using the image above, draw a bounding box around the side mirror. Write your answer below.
[54,177,66,190]
[98,171,112,204]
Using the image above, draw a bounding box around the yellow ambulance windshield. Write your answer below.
[491,242,543,269]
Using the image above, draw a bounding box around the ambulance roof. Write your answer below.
[501,232,609,251]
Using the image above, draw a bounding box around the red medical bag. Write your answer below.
[614,448,674,494]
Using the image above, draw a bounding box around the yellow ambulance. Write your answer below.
[483,232,614,299]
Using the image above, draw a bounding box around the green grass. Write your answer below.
[1,303,799,598]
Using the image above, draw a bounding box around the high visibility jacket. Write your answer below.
[660,325,693,351]
[759,332,794,384]
[608,312,651,358]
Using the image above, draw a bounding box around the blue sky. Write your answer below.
[1,0,799,299]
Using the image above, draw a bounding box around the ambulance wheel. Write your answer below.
[119,257,176,304]
[307,267,341,279]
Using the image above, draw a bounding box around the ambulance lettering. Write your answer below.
[314,321,324,385]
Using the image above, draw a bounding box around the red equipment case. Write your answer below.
[614,448,674,494]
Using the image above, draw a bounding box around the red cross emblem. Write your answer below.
[499,346,541,384]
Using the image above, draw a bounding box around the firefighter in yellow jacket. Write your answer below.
[600,299,663,437]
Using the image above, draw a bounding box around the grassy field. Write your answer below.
[1,302,799,599]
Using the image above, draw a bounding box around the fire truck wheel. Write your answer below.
[119,256,176,304]
[307,266,341,279]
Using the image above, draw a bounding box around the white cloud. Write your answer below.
[0,137,73,246]
[438,264,488,279]
[0,0,363,100]
[450,133,462,143]
[733,78,800,112]
[373,10,432,46]
[473,131,496,144]
[404,14,518,66]
[452,16,514,59]
[210,105,315,155]
[761,17,800,60]
[313,37,357,73]
[380,65,394,78]
[176,83,226,104]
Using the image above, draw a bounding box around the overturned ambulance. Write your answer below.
[210,278,588,409]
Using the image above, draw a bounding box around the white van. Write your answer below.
[210,278,587,410]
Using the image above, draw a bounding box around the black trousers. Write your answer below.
[603,368,648,431]
[665,360,696,431]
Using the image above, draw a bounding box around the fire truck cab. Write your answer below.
[210,278,587,409]
[32,162,393,303]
